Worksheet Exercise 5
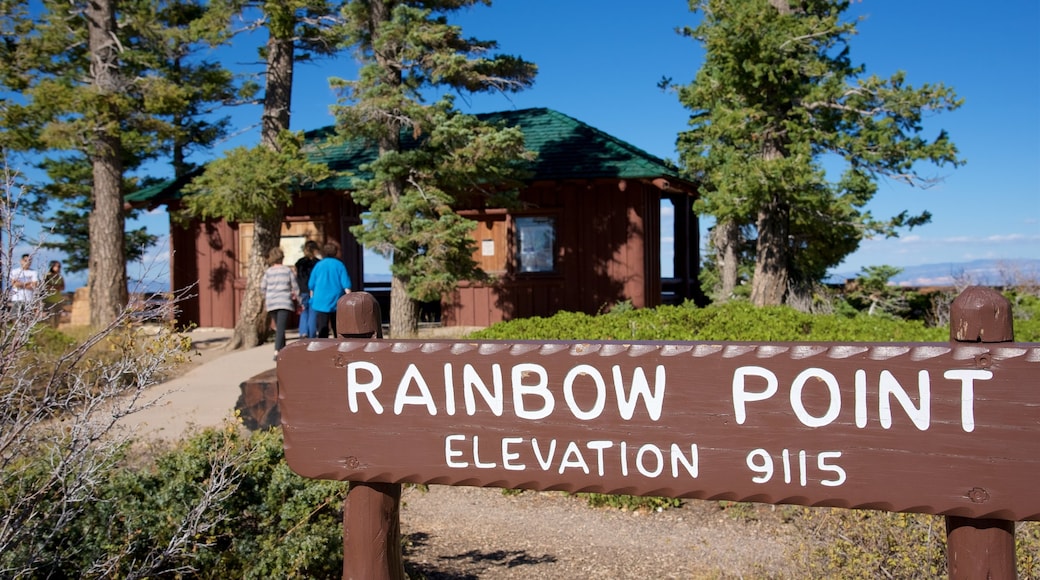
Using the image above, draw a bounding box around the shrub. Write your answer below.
[472,301,947,343]
[796,509,948,579]
[578,493,681,512]
[0,310,205,576]
[81,427,348,579]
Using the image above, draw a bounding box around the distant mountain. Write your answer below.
[828,259,1040,287]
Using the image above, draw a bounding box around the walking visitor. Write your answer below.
[308,240,352,339]
[294,240,321,338]
[260,246,299,357]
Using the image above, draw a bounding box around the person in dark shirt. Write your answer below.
[294,240,321,338]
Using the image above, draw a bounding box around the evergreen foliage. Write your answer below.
[333,0,536,337]
[672,0,963,307]
[181,132,330,223]
[0,0,245,325]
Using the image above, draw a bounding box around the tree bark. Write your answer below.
[750,198,790,306]
[712,219,741,302]
[228,31,293,349]
[86,0,129,327]
[388,265,418,338]
[750,137,790,307]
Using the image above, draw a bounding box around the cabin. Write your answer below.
[126,108,702,329]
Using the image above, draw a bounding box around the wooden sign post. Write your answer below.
[946,286,1016,580]
[279,287,1040,578]
[334,293,403,580]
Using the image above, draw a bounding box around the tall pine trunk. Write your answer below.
[370,0,420,338]
[384,175,419,338]
[712,218,741,302]
[389,265,418,338]
[228,32,293,349]
[750,139,790,306]
[750,196,790,306]
[86,0,128,327]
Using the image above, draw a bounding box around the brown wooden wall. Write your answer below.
[171,192,362,328]
[442,179,663,327]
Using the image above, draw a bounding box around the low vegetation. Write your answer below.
[4,273,1038,576]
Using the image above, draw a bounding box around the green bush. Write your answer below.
[472,301,947,343]
[578,493,681,512]
[72,427,347,579]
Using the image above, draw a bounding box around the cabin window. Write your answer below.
[515,216,557,273]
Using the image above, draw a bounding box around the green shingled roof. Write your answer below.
[479,108,681,181]
[126,108,687,206]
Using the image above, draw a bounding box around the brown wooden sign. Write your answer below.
[277,338,1040,521]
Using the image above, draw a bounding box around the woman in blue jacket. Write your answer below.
[308,239,352,338]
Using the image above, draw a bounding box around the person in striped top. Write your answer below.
[260,246,299,355]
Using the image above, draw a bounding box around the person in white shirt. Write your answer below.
[10,254,40,317]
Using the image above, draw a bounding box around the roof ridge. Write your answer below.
[539,108,674,168]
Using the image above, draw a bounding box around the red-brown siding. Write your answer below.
[443,179,664,327]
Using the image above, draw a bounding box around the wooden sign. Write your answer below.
[277,338,1040,521]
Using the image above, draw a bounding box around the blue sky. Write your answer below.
[18,0,1039,289]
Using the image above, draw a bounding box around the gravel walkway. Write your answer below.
[399,485,798,579]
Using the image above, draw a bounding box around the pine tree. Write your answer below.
[335,0,536,337]
[674,0,962,307]
[182,0,345,349]
[0,0,242,325]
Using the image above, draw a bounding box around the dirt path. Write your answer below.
[399,485,798,579]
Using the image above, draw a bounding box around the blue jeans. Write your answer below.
[298,294,317,338]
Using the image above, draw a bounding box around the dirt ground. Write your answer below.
[399,485,799,579]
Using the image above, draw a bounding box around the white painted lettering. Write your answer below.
[943,369,992,432]
[620,441,629,476]
[563,365,607,420]
[733,366,778,424]
[445,434,467,467]
[444,435,700,481]
[855,369,868,428]
[747,448,847,487]
[558,441,591,474]
[472,435,496,468]
[463,363,503,416]
[532,438,557,470]
[443,363,457,416]
[587,440,614,476]
[879,370,930,430]
[512,364,554,420]
[394,364,437,415]
[818,451,846,486]
[747,448,773,483]
[612,365,667,421]
[347,361,384,414]
[502,437,526,471]
[670,444,698,478]
[636,444,664,478]
[790,368,841,427]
